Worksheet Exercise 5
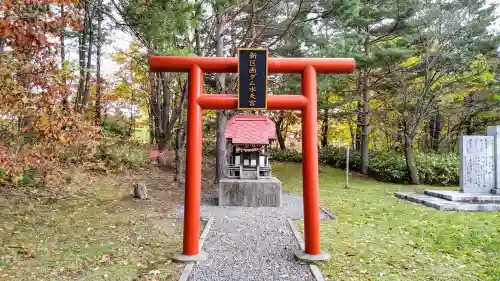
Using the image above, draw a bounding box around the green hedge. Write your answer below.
[268,147,459,186]
[200,140,459,186]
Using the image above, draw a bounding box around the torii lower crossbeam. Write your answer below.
[149,56,355,262]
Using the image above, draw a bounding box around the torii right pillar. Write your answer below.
[295,64,331,261]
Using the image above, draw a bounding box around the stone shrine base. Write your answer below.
[396,190,500,212]
[218,177,282,207]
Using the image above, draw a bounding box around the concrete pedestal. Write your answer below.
[396,190,500,211]
[218,177,282,207]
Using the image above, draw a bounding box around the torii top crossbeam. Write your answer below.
[150,56,355,74]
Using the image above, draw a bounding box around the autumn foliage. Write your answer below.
[0,1,101,186]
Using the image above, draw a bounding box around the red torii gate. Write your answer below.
[149,55,355,262]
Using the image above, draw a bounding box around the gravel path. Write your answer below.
[175,192,331,281]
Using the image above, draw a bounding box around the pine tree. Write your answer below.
[377,0,500,184]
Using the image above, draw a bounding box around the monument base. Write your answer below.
[218,177,282,207]
[395,190,500,212]
[424,190,500,203]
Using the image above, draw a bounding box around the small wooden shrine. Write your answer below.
[224,115,277,179]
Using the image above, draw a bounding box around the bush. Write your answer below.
[95,140,149,171]
[269,147,459,186]
[200,139,459,186]
[0,167,5,184]
[0,166,39,187]
[269,148,302,162]
[415,153,459,186]
[101,119,129,137]
[202,139,217,156]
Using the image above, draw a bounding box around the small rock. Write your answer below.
[133,183,148,199]
[149,269,161,275]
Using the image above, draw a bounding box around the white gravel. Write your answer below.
[175,192,332,281]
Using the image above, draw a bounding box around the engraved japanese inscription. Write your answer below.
[460,136,495,193]
[238,48,268,110]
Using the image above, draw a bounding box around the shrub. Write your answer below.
[101,119,129,137]
[415,153,459,186]
[0,167,5,184]
[202,139,217,156]
[269,147,459,186]
[95,140,149,171]
[0,167,39,187]
[269,148,302,162]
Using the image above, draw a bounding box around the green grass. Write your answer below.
[0,171,185,281]
[134,126,150,143]
[273,163,500,281]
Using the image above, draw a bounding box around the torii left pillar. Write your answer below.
[149,55,355,263]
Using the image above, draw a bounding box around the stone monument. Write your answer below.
[396,125,500,211]
[489,126,500,193]
[459,135,495,193]
[218,115,282,207]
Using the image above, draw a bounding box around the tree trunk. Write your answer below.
[360,73,370,175]
[214,11,227,183]
[278,134,286,150]
[428,113,442,152]
[159,73,172,148]
[275,111,287,150]
[60,4,68,105]
[153,73,165,150]
[355,101,362,151]
[76,0,89,109]
[404,134,419,184]
[348,121,356,149]
[81,4,94,112]
[174,124,184,182]
[148,70,157,145]
[175,28,201,181]
[94,0,102,127]
[321,108,329,147]
[60,4,65,70]
[154,72,167,151]
[174,87,187,182]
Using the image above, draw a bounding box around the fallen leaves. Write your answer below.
[98,253,115,264]
[18,249,35,260]
[0,168,185,281]
[148,269,161,275]
[14,243,36,260]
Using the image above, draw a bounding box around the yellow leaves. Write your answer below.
[112,52,128,64]
[478,69,494,83]
[401,56,420,67]
[39,116,49,126]
[59,135,68,144]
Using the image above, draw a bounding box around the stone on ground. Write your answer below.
[133,182,148,199]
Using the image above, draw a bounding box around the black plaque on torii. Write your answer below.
[237,48,268,110]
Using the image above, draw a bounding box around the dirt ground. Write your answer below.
[0,155,215,281]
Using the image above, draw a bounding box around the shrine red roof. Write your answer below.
[225,115,277,145]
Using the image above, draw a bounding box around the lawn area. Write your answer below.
[0,168,188,281]
[273,163,500,281]
[134,126,150,143]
